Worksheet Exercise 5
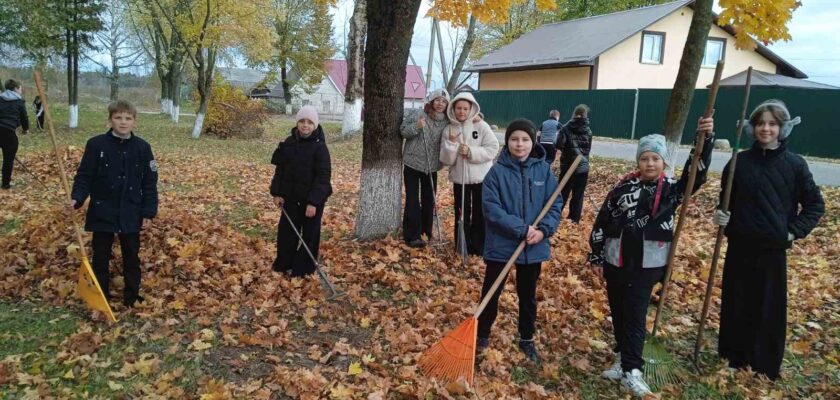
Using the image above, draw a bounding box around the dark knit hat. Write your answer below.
[505,118,537,145]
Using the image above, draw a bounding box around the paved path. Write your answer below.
[494,133,840,186]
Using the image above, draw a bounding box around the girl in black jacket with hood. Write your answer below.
[555,104,592,223]
[713,100,824,381]
[270,106,333,277]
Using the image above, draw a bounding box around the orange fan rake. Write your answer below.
[418,155,582,384]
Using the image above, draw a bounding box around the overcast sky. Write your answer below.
[330,0,840,90]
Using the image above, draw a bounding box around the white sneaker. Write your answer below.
[601,353,623,381]
[620,369,652,397]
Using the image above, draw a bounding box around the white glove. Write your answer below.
[787,232,795,241]
[712,209,730,227]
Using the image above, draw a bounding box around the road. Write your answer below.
[493,133,840,186]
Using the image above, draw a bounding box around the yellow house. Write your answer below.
[468,0,806,90]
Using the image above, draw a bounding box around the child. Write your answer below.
[477,119,563,364]
[33,95,45,130]
[400,89,449,248]
[70,100,158,307]
[0,79,29,189]
[714,100,824,381]
[555,104,592,223]
[270,105,332,277]
[588,117,714,397]
[440,92,499,256]
[538,110,561,165]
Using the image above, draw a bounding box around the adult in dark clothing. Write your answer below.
[270,106,333,277]
[538,110,560,165]
[33,95,45,130]
[70,101,158,307]
[714,100,824,381]
[400,89,449,248]
[555,104,592,223]
[589,117,714,398]
[0,79,30,189]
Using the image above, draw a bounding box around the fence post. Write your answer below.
[631,88,639,139]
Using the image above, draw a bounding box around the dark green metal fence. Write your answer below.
[474,87,840,158]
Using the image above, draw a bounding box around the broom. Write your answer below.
[644,60,724,388]
[693,67,753,369]
[33,70,117,323]
[418,155,582,385]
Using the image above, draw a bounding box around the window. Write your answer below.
[322,100,331,112]
[702,38,726,67]
[640,31,665,64]
[302,99,311,106]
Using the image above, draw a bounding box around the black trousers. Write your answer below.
[36,112,45,130]
[402,165,437,242]
[0,128,18,186]
[91,232,142,306]
[453,182,485,255]
[719,242,787,380]
[274,201,324,277]
[478,260,542,340]
[604,264,665,372]
[540,143,557,165]
[559,167,589,223]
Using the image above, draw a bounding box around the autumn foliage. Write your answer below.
[0,136,837,397]
[203,81,270,139]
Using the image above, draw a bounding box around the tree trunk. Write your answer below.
[160,70,171,114]
[169,66,181,123]
[281,65,292,111]
[662,0,713,174]
[446,15,476,94]
[354,0,422,240]
[191,48,216,138]
[341,0,366,138]
[68,31,80,129]
[110,64,119,101]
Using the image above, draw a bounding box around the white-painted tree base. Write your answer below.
[191,112,205,139]
[171,105,180,123]
[354,162,403,239]
[341,99,363,137]
[68,105,78,129]
[161,98,172,115]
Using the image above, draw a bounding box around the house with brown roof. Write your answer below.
[467,0,807,90]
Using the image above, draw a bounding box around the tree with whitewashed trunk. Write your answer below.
[63,0,105,129]
[151,0,270,138]
[662,0,799,173]
[341,0,366,138]
[127,0,186,118]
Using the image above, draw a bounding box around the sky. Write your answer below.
[329,0,840,90]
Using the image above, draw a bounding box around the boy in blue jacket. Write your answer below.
[70,100,158,308]
[477,119,563,364]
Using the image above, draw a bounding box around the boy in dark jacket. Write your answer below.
[477,119,563,364]
[555,104,592,223]
[588,117,713,397]
[270,106,332,277]
[70,100,158,308]
[0,79,30,189]
[713,100,824,381]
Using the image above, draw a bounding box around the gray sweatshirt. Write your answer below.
[401,108,447,174]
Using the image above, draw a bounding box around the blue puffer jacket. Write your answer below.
[482,145,563,264]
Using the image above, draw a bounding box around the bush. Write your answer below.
[203,81,269,139]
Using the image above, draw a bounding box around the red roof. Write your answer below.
[326,59,427,100]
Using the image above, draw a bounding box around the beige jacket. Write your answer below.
[439,92,499,184]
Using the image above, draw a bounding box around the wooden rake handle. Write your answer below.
[693,66,753,362]
[473,155,582,317]
[651,60,724,337]
[33,70,89,260]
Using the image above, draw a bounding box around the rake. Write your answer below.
[693,67,753,370]
[420,121,448,247]
[418,155,581,385]
[279,204,347,301]
[456,146,469,266]
[644,60,724,389]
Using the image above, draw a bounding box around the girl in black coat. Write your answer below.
[713,100,824,380]
[270,106,333,277]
